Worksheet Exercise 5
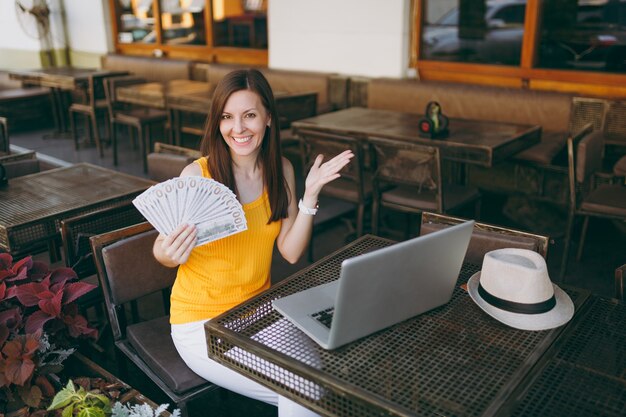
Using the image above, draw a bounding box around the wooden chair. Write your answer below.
[0,116,8,154]
[90,223,219,417]
[369,137,481,237]
[560,123,626,280]
[69,72,128,157]
[0,151,40,179]
[419,212,549,265]
[298,129,370,237]
[147,142,201,182]
[616,264,625,302]
[104,76,169,172]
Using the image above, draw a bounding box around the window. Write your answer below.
[421,0,526,66]
[159,0,207,46]
[414,0,626,97]
[116,0,156,44]
[537,0,626,73]
[110,0,268,64]
[211,0,267,48]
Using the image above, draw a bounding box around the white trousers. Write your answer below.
[171,319,321,417]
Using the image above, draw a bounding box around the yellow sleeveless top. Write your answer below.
[170,157,281,324]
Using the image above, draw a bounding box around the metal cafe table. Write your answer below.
[205,236,625,417]
[0,163,154,257]
[291,107,542,168]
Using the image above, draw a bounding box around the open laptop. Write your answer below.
[272,220,475,349]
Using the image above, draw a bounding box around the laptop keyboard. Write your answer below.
[311,307,335,328]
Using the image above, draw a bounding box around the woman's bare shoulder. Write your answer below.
[180,161,202,177]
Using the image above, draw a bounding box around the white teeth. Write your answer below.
[233,136,251,143]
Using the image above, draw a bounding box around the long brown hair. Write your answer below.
[199,69,289,223]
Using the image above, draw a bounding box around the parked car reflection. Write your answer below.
[421,0,526,66]
[422,0,626,73]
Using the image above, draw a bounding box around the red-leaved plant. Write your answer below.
[0,253,98,412]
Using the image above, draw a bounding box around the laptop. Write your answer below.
[272,220,475,349]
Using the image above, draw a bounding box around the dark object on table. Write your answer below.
[418,101,449,139]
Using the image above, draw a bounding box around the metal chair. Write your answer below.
[298,129,370,237]
[104,76,169,172]
[369,137,481,237]
[90,223,219,417]
[560,123,626,280]
[419,212,549,265]
[69,72,128,157]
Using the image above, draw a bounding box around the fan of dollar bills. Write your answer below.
[132,176,247,246]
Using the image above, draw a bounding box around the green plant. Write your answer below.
[0,253,98,412]
[48,380,181,417]
[47,379,111,417]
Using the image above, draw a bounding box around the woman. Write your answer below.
[153,69,353,417]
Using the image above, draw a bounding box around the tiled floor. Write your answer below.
[10,125,626,416]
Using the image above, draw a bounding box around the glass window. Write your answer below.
[159,0,207,45]
[116,0,156,44]
[537,0,626,73]
[211,0,267,48]
[421,0,526,66]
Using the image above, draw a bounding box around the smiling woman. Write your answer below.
[151,69,353,417]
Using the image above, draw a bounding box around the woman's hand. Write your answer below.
[154,223,197,267]
[303,150,354,201]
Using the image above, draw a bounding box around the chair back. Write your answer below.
[87,72,129,109]
[147,143,201,182]
[61,202,146,278]
[0,151,40,179]
[369,136,443,212]
[420,212,549,265]
[103,75,148,117]
[91,223,175,340]
[298,129,366,201]
[567,123,599,207]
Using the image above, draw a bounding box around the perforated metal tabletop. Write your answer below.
[0,163,154,254]
[206,235,600,417]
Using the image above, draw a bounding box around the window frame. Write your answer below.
[108,0,268,66]
[411,0,626,98]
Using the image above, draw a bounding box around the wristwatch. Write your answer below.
[298,199,318,215]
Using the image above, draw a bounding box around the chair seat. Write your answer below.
[381,183,480,212]
[580,185,626,217]
[126,315,207,394]
[114,108,168,125]
[514,131,568,165]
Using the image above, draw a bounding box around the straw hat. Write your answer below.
[467,248,574,331]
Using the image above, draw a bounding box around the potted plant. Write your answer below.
[0,252,98,415]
